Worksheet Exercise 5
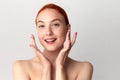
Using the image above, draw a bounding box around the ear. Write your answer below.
[67,24,71,31]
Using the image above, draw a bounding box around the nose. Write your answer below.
[46,27,53,36]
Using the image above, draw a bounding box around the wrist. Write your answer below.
[55,65,67,80]
[42,65,51,80]
[56,65,64,71]
[43,64,51,70]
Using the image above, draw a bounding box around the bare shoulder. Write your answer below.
[13,60,32,75]
[13,59,36,73]
[13,58,43,80]
[78,61,93,71]
[68,58,93,70]
[74,60,93,80]
[13,60,31,80]
[13,60,31,69]
[67,58,93,80]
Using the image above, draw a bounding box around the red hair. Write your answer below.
[35,3,69,25]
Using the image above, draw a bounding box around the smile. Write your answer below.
[44,38,57,44]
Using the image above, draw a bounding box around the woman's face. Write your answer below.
[36,8,69,52]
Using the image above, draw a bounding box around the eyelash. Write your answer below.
[38,25,44,28]
[52,23,60,27]
[38,23,60,28]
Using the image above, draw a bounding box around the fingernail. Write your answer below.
[30,34,32,38]
[29,44,32,47]
[75,32,77,35]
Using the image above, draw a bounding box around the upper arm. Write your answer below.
[13,60,30,80]
[77,62,93,80]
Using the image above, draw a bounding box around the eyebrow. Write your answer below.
[37,19,63,23]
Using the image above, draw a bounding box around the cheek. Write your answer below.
[61,29,67,37]
[37,31,44,42]
[57,30,67,41]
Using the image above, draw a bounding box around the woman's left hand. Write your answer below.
[55,29,77,80]
[55,29,77,67]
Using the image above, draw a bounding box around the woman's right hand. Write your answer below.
[29,34,51,67]
[30,34,51,80]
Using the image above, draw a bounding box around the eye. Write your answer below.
[38,25,45,28]
[52,23,60,27]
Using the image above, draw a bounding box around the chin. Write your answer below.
[44,46,63,52]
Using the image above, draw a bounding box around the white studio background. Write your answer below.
[0,0,120,80]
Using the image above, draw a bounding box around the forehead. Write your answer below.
[36,8,65,22]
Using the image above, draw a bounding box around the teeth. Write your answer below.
[45,38,56,42]
[46,40,54,42]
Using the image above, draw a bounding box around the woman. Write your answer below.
[13,3,93,80]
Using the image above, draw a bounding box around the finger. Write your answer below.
[64,30,71,50]
[30,34,38,49]
[29,34,41,53]
[58,30,71,60]
[29,34,51,65]
[29,35,48,62]
[71,32,77,47]
[30,44,49,64]
[61,32,77,64]
[66,28,71,41]
[56,30,72,65]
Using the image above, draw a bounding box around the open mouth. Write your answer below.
[44,38,57,44]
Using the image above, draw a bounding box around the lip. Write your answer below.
[44,38,57,44]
